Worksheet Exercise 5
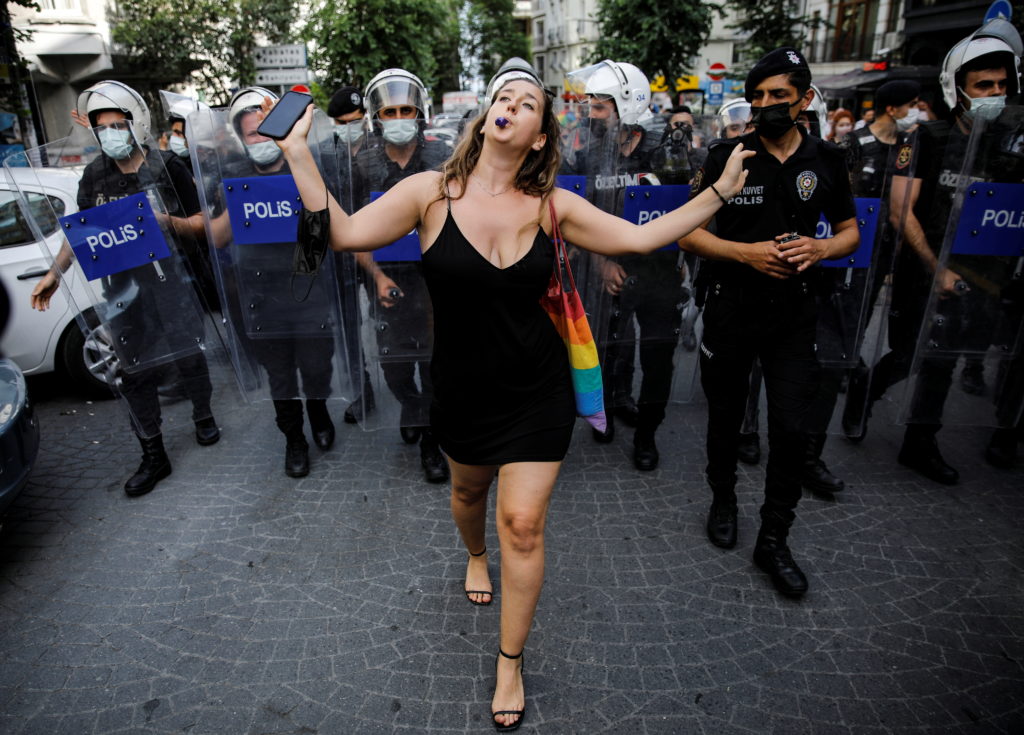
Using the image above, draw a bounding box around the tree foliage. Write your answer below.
[591,0,719,79]
[729,0,825,71]
[463,0,530,87]
[304,0,456,98]
[110,0,298,106]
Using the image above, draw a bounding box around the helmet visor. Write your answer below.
[366,79,427,118]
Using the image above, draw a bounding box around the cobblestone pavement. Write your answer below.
[1,374,1022,734]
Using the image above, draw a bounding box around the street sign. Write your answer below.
[707,81,724,105]
[984,0,1012,22]
[254,68,309,86]
[253,44,307,69]
[708,62,728,81]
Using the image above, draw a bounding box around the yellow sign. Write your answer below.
[650,74,669,93]
[676,75,700,91]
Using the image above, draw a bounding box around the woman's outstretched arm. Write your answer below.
[556,143,754,256]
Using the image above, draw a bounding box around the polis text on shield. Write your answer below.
[87,224,139,253]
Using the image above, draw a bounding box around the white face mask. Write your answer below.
[169,135,189,158]
[98,127,134,160]
[246,140,282,166]
[835,122,853,136]
[334,120,365,144]
[895,107,920,132]
[966,94,1007,120]
[381,119,418,145]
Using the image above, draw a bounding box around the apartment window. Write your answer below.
[832,0,879,61]
[40,0,81,9]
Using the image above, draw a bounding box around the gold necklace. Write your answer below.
[471,174,513,197]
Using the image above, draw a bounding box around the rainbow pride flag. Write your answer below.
[539,247,607,433]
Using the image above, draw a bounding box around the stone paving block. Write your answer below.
[2,378,1023,733]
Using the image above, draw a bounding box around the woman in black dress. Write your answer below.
[273,80,751,731]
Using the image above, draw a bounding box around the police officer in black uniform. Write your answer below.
[225,87,338,478]
[352,69,450,483]
[845,21,1023,480]
[840,80,921,437]
[681,48,859,597]
[31,81,220,497]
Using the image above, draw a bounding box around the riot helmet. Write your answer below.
[566,60,651,125]
[717,98,752,139]
[228,86,283,166]
[77,80,152,145]
[160,90,211,157]
[939,18,1022,110]
[364,69,429,145]
[486,57,543,103]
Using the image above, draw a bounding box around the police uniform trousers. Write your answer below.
[250,335,335,436]
[108,275,214,439]
[602,253,682,430]
[370,262,433,429]
[699,279,819,521]
[868,254,994,431]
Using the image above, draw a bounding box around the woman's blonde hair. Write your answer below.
[440,82,562,200]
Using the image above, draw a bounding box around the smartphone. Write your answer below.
[256,91,313,140]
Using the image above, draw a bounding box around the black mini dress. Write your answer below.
[421,201,575,465]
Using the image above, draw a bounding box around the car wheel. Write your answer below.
[60,317,118,398]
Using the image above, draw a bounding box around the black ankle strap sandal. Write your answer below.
[493,648,525,732]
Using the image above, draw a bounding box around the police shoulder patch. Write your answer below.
[895,143,912,170]
[796,170,817,201]
[692,167,705,193]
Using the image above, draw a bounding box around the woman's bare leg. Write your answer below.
[491,460,561,729]
[448,457,498,604]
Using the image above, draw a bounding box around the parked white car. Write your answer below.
[0,166,114,395]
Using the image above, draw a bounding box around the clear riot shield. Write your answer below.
[187,106,357,411]
[348,124,451,431]
[812,132,902,436]
[899,105,1024,429]
[562,111,700,430]
[4,123,232,439]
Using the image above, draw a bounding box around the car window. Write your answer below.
[0,190,64,248]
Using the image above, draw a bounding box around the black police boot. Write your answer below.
[984,428,1018,469]
[420,430,449,483]
[194,416,220,446]
[124,434,172,497]
[898,426,958,485]
[737,432,761,465]
[753,513,808,598]
[706,486,738,549]
[800,433,845,494]
[343,379,375,424]
[306,399,335,451]
[633,429,659,471]
[960,358,986,396]
[592,415,615,444]
[274,399,309,478]
[284,434,310,478]
[841,363,871,442]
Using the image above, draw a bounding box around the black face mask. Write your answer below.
[589,118,608,139]
[751,100,800,139]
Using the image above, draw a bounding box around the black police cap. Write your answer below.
[744,47,810,102]
[874,80,921,112]
[328,86,364,117]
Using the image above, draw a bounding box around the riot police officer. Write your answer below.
[564,59,684,471]
[681,48,859,597]
[352,69,450,483]
[225,87,338,477]
[846,20,1022,480]
[30,81,220,496]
